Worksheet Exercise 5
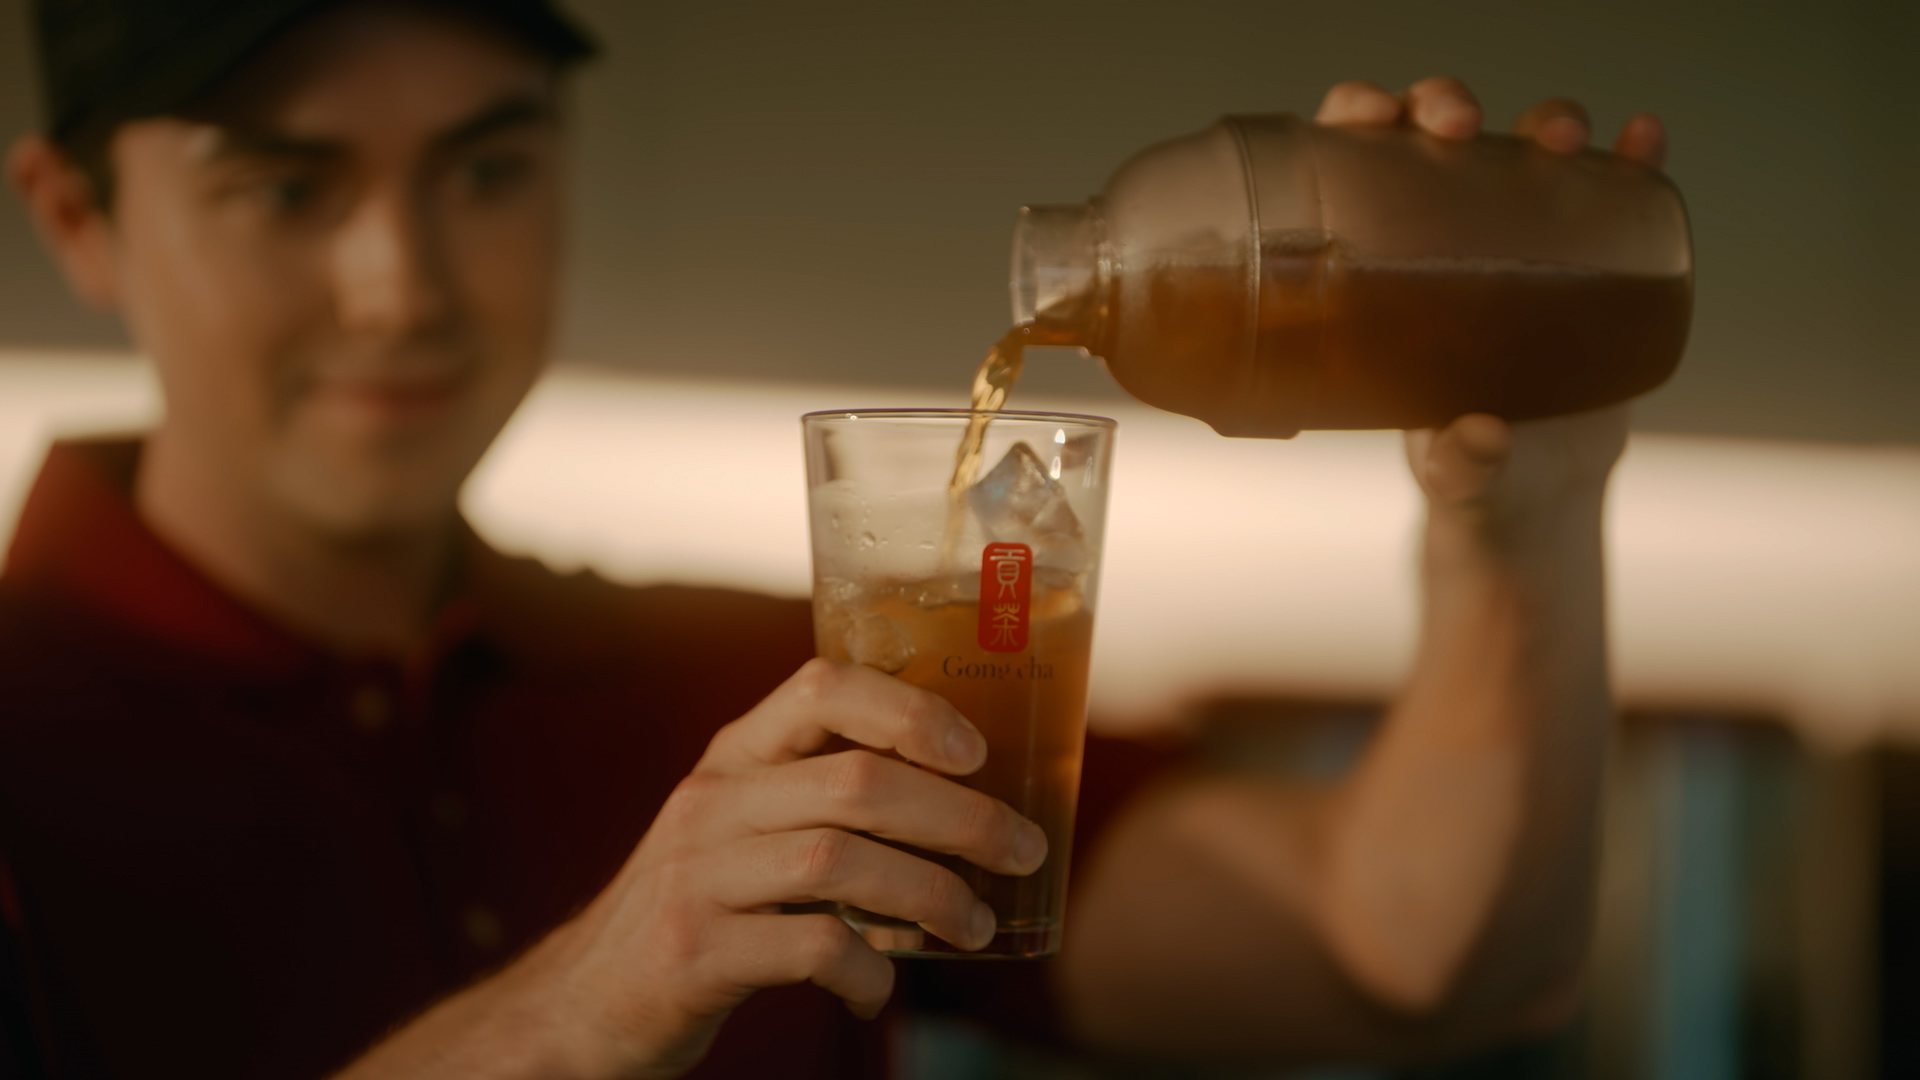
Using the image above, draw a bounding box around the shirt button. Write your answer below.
[350,685,392,732]
[462,904,504,952]
[431,791,468,831]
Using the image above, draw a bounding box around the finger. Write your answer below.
[1405,413,1513,503]
[736,751,1047,875]
[1315,80,1403,126]
[703,658,985,774]
[708,913,896,1020]
[1513,97,1593,154]
[1404,76,1482,139]
[706,830,997,950]
[1611,112,1668,168]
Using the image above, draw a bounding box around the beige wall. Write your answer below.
[1,0,1914,442]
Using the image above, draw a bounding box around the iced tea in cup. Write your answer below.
[802,409,1116,958]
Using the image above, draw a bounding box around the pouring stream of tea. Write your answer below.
[949,326,1028,496]
[939,326,1028,566]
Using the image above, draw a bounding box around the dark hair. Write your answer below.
[50,115,119,209]
[35,0,596,210]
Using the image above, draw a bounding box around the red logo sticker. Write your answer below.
[978,543,1032,652]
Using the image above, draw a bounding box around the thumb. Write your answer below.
[1406,413,1512,504]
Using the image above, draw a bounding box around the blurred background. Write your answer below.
[2,0,1918,1077]
[4,0,1919,440]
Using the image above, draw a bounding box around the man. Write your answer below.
[0,0,1667,1076]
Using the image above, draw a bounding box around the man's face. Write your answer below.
[105,1,564,537]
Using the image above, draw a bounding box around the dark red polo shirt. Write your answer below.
[0,440,1167,1080]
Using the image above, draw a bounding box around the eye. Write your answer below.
[459,151,534,197]
[235,169,325,216]
[264,175,319,211]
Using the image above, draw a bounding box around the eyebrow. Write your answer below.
[433,92,559,151]
[195,90,559,165]
[197,127,341,166]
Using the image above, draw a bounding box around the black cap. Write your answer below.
[33,0,598,143]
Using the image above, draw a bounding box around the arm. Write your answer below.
[1055,79,1657,1065]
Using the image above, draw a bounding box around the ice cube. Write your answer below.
[818,576,863,606]
[907,572,980,609]
[1030,567,1085,620]
[811,577,857,653]
[968,442,1078,538]
[814,577,865,625]
[845,613,915,674]
[967,442,1091,572]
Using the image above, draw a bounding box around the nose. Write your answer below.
[330,186,450,339]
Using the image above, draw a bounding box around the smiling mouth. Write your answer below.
[318,376,467,423]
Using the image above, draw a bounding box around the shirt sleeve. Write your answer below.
[897,729,1183,1050]
[0,857,47,1080]
[0,856,109,1080]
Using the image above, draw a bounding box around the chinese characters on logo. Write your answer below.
[977,542,1032,652]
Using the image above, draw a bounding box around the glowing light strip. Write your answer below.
[4,354,1916,747]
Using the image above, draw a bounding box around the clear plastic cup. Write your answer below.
[802,408,1116,958]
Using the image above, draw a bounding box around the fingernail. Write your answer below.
[1438,103,1479,134]
[1542,115,1588,149]
[969,902,997,949]
[945,721,984,768]
[1014,823,1048,872]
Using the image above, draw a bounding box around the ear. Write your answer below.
[7,134,123,311]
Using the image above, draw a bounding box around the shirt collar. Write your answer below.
[1,438,518,678]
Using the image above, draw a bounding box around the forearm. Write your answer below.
[333,927,613,1080]
[1058,482,1614,1059]
[1317,488,1612,1017]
